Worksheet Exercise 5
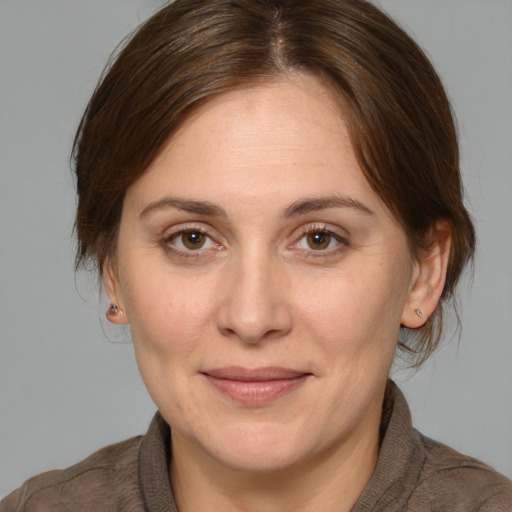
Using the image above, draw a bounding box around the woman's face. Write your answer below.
[108,75,422,472]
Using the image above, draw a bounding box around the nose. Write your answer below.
[216,252,293,344]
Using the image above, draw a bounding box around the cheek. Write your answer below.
[293,258,410,355]
[119,261,218,355]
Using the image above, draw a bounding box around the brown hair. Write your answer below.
[73,0,475,365]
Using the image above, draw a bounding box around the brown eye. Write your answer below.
[181,231,206,250]
[306,232,331,250]
[162,227,220,258]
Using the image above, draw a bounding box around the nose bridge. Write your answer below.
[217,243,291,343]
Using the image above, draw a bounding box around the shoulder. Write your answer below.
[369,382,512,511]
[410,431,512,511]
[0,435,144,512]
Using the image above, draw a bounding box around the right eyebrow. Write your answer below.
[139,196,226,219]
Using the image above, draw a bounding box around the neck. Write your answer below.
[170,405,382,512]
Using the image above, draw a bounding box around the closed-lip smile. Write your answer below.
[201,366,312,406]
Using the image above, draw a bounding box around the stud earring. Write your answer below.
[415,309,424,318]
[110,303,123,315]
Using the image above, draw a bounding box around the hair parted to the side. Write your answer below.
[73,0,475,366]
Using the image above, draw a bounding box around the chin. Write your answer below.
[192,420,322,474]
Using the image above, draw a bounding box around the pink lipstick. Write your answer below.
[202,367,310,406]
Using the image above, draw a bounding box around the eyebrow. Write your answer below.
[140,197,226,218]
[139,194,373,220]
[284,196,374,217]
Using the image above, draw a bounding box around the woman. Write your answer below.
[2,0,511,510]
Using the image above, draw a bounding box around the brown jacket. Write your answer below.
[2,382,511,511]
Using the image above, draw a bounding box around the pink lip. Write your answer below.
[202,366,311,406]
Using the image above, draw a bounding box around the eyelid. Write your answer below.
[288,223,350,256]
[160,223,224,258]
[157,221,349,261]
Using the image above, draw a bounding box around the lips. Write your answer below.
[202,366,311,406]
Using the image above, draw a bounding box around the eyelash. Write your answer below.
[160,226,222,260]
[292,224,349,258]
[159,223,349,260]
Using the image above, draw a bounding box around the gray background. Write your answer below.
[1,0,511,498]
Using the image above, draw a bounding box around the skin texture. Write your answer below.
[105,75,450,512]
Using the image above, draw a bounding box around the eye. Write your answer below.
[291,225,348,257]
[304,232,333,250]
[166,229,217,252]
[180,231,207,250]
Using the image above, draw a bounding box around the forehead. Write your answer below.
[124,75,389,220]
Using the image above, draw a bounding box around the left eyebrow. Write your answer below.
[283,195,374,217]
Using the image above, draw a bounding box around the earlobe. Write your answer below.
[103,259,129,325]
[402,221,452,329]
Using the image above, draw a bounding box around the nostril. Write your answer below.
[215,262,293,344]
[217,305,293,345]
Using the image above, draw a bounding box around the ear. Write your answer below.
[103,258,129,325]
[402,221,452,328]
